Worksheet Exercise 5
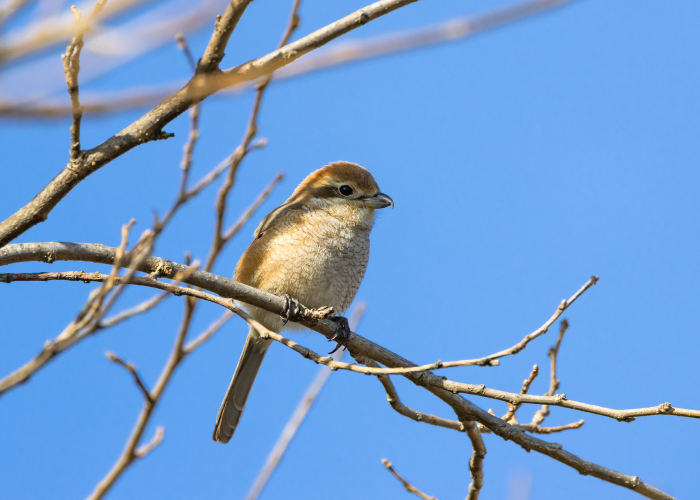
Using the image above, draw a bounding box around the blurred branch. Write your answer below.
[0,0,32,26]
[0,0,577,118]
[0,0,168,63]
[0,250,686,498]
[245,303,365,500]
[87,285,201,500]
[382,459,438,500]
[88,7,296,494]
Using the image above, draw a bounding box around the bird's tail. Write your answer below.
[212,326,272,444]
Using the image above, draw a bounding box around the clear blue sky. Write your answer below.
[1,1,699,499]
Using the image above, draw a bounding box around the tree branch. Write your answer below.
[382,459,438,500]
[105,351,153,404]
[197,0,255,73]
[62,0,108,162]
[464,420,486,500]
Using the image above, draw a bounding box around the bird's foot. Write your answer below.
[328,316,351,354]
[280,293,304,325]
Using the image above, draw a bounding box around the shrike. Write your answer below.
[213,161,393,443]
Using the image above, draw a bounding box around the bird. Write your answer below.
[212,161,393,444]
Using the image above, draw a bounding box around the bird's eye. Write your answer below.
[338,185,354,197]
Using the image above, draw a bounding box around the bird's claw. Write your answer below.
[280,293,303,326]
[328,316,351,354]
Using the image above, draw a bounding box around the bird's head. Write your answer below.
[288,162,394,222]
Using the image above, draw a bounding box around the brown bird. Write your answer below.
[213,161,393,444]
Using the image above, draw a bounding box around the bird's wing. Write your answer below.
[253,201,305,238]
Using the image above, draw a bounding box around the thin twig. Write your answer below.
[105,352,153,404]
[99,291,169,329]
[183,311,234,354]
[357,355,465,432]
[502,364,539,423]
[134,427,164,458]
[382,459,438,500]
[466,278,597,366]
[532,319,568,426]
[61,0,108,162]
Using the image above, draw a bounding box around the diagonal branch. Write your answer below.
[105,352,153,404]
[198,0,255,73]
[466,279,597,366]
[382,459,438,500]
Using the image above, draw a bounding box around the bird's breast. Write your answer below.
[239,210,371,330]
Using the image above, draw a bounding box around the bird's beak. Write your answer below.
[361,192,394,209]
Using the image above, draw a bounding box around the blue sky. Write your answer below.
[1,1,699,499]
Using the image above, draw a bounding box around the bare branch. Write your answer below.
[197,0,255,73]
[105,351,153,404]
[61,0,109,161]
[134,426,164,458]
[532,319,569,426]
[517,420,585,434]
[222,172,284,243]
[356,356,464,432]
[99,291,169,329]
[502,364,539,423]
[3,268,698,429]
[183,310,234,354]
[467,278,597,366]
[464,421,486,500]
[382,459,438,500]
